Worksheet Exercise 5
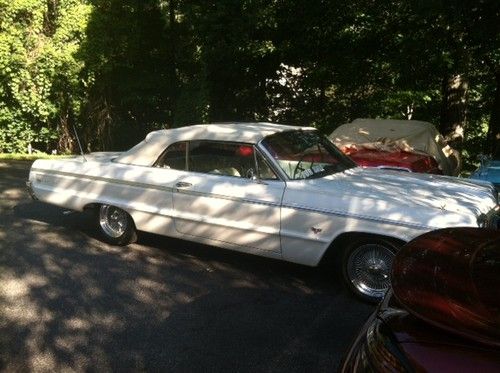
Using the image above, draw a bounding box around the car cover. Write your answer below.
[329,118,460,175]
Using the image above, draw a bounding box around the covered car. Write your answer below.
[27,122,498,302]
[330,118,460,175]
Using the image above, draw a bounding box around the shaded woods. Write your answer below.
[0,0,499,159]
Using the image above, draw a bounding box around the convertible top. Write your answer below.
[115,122,314,166]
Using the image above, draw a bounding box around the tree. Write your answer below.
[183,0,279,122]
[1,0,498,162]
[0,0,91,153]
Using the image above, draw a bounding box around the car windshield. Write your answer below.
[260,129,356,180]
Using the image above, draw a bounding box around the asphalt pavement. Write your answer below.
[0,160,373,372]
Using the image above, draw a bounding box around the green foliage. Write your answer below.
[0,0,498,158]
[0,0,91,153]
[0,153,69,160]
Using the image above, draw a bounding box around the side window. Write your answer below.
[256,151,278,180]
[155,142,187,170]
[188,141,256,178]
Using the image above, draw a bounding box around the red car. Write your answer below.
[340,228,500,372]
[330,119,460,175]
[341,146,442,174]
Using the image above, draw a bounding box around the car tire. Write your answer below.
[341,237,399,303]
[96,204,137,245]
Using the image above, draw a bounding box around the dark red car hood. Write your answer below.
[391,228,500,347]
[344,147,441,173]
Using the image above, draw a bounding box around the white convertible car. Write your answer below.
[27,122,499,302]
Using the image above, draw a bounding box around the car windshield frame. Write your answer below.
[259,129,356,180]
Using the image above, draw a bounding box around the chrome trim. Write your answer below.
[26,181,38,200]
[31,168,175,194]
[174,187,281,208]
[32,167,433,230]
[31,167,282,208]
[281,203,433,231]
[175,181,192,188]
[256,141,289,181]
[479,205,500,229]
[254,146,283,182]
[376,166,411,173]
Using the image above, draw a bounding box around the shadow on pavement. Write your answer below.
[1,162,373,372]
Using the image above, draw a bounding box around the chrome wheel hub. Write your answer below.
[99,205,128,238]
[347,243,395,299]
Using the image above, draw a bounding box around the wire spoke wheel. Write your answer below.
[345,242,396,301]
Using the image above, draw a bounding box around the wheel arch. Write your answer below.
[84,202,134,220]
[83,202,138,233]
[83,202,100,212]
[318,231,406,267]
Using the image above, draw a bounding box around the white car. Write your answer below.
[27,122,499,302]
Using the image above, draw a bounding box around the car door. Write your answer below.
[171,140,285,254]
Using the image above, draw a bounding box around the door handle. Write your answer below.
[175,181,192,188]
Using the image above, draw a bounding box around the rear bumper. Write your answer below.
[26,181,38,201]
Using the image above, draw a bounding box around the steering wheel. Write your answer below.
[292,153,314,179]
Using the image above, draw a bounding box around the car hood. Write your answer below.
[391,228,500,347]
[316,167,496,218]
[347,148,440,173]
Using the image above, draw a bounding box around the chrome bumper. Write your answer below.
[481,205,500,229]
[26,181,38,201]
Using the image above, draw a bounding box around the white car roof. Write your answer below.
[115,122,314,166]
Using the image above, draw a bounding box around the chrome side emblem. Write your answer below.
[311,227,322,234]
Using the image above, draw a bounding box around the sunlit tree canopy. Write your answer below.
[0,0,499,164]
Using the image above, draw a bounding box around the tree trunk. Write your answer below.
[43,0,59,36]
[488,71,500,158]
[168,0,178,127]
[57,110,74,154]
[439,74,469,148]
[83,89,113,151]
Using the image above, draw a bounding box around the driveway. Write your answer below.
[0,160,373,372]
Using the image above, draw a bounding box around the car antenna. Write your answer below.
[73,124,87,162]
